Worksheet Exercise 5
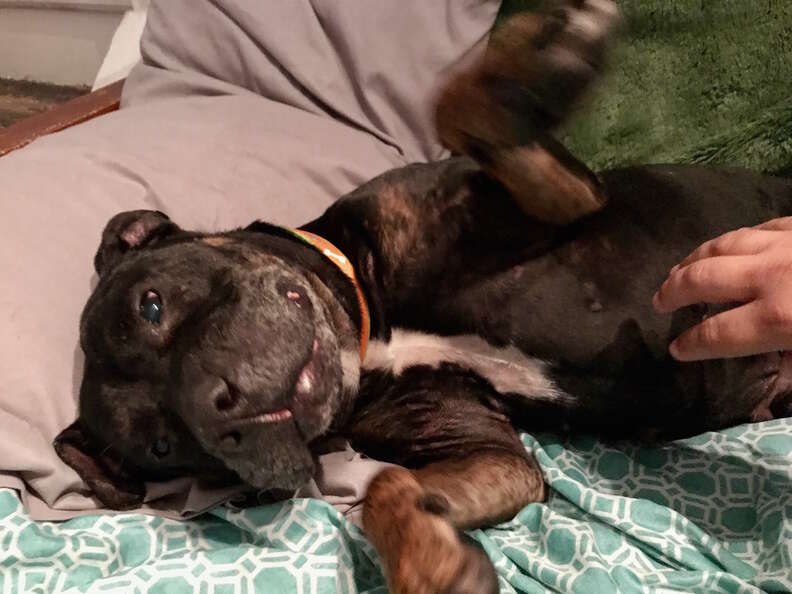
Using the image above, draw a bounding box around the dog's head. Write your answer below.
[55,210,364,509]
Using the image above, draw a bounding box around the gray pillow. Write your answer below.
[0,0,500,520]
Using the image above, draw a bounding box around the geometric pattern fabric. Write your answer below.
[1,418,790,593]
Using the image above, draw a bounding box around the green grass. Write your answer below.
[498,0,792,174]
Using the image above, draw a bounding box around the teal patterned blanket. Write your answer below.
[2,419,790,593]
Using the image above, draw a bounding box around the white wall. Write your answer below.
[0,2,129,86]
[92,0,148,90]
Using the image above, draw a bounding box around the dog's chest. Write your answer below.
[361,329,568,403]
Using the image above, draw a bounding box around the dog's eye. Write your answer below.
[151,438,170,458]
[139,290,163,324]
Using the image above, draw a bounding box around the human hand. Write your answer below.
[653,217,792,361]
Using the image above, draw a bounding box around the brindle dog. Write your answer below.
[55,1,792,592]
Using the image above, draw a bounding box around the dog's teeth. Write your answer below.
[253,409,293,424]
[297,368,314,394]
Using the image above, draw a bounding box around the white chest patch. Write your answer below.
[362,329,572,404]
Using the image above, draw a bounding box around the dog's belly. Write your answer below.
[359,327,791,440]
[361,320,792,439]
[430,166,792,368]
[351,167,792,439]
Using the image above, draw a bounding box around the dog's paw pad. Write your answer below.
[442,544,499,594]
[549,0,621,44]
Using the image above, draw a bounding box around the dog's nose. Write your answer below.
[211,378,241,413]
[182,374,247,446]
[207,380,251,450]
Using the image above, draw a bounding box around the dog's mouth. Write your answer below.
[216,338,321,442]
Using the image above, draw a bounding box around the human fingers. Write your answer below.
[653,255,758,314]
[753,216,792,231]
[672,228,779,271]
[668,301,779,361]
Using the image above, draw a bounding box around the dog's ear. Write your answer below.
[94,210,180,276]
[53,419,146,510]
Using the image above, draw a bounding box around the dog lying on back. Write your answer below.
[55,1,792,592]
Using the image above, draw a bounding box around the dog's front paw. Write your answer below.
[390,537,498,594]
[520,0,622,123]
[436,0,621,155]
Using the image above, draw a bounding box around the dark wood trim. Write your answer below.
[0,0,131,13]
[0,79,124,157]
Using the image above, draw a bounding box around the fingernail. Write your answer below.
[670,264,679,275]
[652,291,662,311]
[669,340,681,359]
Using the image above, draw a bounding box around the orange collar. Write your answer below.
[286,229,370,361]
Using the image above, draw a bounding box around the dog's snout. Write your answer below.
[186,375,253,451]
[182,370,297,454]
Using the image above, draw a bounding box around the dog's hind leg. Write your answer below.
[435,0,621,225]
[363,449,543,594]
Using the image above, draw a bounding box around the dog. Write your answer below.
[54,2,792,592]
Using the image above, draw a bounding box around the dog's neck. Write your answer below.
[244,221,376,358]
[282,228,370,361]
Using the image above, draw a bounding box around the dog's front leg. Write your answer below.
[435,0,621,225]
[363,449,543,594]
